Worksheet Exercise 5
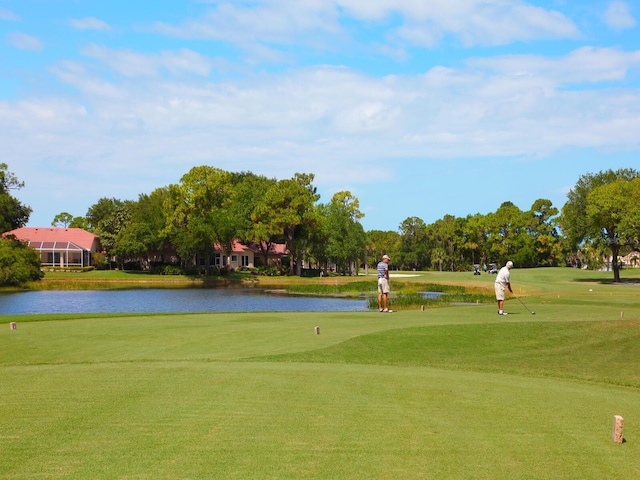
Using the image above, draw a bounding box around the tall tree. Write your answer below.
[463,213,491,268]
[52,212,74,228]
[309,203,331,272]
[164,166,232,272]
[561,168,640,281]
[527,199,561,267]
[113,188,171,265]
[86,198,125,232]
[487,201,529,266]
[69,216,89,229]
[321,191,366,275]
[609,178,640,244]
[254,173,319,275]
[0,163,31,233]
[429,214,465,271]
[430,246,446,272]
[398,216,429,270]
[96,201,135,268]
[365,230,400,271]
[584,177,640,280]
[246,175,288,267]
[230,172,276,244]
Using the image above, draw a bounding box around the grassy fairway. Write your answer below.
[2,268,640,479]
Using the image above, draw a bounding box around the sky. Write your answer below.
[1,0,640,232]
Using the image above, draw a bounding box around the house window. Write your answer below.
[241,255,250,267]
[47,253,61,264]
[231,255,238,263]
[214,254,221,266]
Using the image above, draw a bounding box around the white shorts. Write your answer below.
[494,283,506,301]
[378,277,390,294]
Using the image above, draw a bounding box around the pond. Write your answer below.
[419,291,444,299]
[0,288,369,315]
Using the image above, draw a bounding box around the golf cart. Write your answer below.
[473,264,481,275]
[487,263,498,274]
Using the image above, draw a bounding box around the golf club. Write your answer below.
[513,293,535,315]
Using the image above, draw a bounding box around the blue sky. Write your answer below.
[1,0,639,232]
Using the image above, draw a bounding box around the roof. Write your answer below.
[248,242,287,255]
[213,240,287,255]
[26,241,85,251]
[212,240,251,254]
[3,227,100,251]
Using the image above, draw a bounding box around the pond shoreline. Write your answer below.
[0,288,370,315]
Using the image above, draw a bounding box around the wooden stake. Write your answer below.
[613,415,624,444]
[314,326,320,335]
[9,322,17,331]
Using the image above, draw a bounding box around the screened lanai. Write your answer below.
[27,240,92,267]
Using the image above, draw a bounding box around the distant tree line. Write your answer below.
[1,163,640,285]
[369,168,640,280]
[367,198,563,273]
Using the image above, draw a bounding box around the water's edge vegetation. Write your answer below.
[10,271,497,311]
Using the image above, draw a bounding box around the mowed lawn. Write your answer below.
[2,268,640,479]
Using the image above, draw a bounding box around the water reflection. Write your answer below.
[0,289,369,315]
[419,291,445,299]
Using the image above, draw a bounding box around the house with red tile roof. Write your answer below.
[5,226,287,271]
[4,227,101,268]
[245,241,288,267]
[211,240,288,269]
[210,240,255,269]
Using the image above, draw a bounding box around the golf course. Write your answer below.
[2,267,640,479]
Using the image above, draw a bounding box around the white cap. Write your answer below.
[506,261,514,268]
[382,254,390,261]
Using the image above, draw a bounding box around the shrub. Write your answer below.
[256,266,283,276]
[92,252,109,270]
[162,265,184,275]
[123,261,142,271]
[0,237,44,286]
[300,268,322,277]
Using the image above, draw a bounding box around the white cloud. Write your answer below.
[80,44,218,78]
[343,0,580,46]
[152,1,342,44]
[150,0,580,62]
[0,97,88,132]
[0,8,19,21]
[4,36,640,226]
[467,47,640,86]
[70,17,112,31]
[50,60,126,99]
[6,32,43,51]
[6,46,639,176]
[604,1,636,30]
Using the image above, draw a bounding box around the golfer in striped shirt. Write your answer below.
[377,254,393,313]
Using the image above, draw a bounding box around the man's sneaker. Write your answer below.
[383,308,394,313]
[501,311,508,315]
[379,308,384,312]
